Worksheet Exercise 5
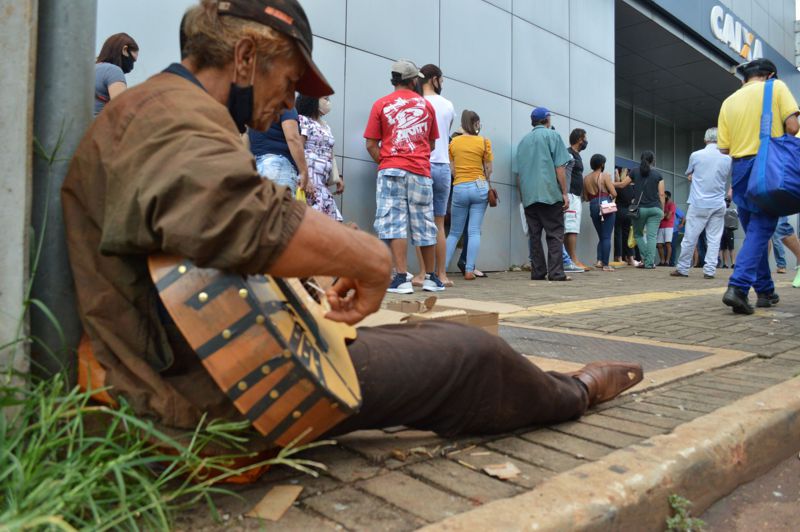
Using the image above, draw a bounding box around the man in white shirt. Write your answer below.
[412,64,456,287]
[670,127,731,279]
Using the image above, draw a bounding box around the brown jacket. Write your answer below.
[62,70,306,428]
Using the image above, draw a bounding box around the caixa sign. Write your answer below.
[709,4,763,60]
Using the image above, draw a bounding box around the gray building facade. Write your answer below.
[302,0,799,271]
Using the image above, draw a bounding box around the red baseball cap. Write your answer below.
[218,0,333,96]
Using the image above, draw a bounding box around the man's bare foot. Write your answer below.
[439,275,454,287]
[411,274,425,287]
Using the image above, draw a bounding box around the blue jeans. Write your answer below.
[431,163,451,217]
[255,153,298,195]
[446,180,488,272]
[589,198,616,266]
[771,216,794,268]
[729,158,779,295]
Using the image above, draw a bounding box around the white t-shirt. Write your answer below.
[425,94,455,164]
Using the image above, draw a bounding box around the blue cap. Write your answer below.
[530,107,551,121]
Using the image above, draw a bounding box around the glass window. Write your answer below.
[656,120,674,172]
[675,128,692,176]
[634,111,654,160]
[615,105,633,159]
[674,175,691,209]
[661,173,674,199]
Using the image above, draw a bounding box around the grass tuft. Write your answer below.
[0,375,330,531]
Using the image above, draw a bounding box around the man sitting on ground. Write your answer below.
[61,0,642,454]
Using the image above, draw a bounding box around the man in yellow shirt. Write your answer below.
[717,58,799,314]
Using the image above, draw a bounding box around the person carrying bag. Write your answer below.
[746,78,800,216]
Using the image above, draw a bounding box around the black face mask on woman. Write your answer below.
[579,139,588,151]
[121,52,135,74]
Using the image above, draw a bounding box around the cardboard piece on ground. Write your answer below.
[483,462,521,480]
[356,308,408,328]
[245,485,303,521]
[377,297,500,335]
[435,297,525,315]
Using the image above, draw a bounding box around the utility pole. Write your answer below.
[29,0,97,378]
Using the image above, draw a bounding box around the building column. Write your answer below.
[0,0,38,385]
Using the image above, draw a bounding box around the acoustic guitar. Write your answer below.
[148,255,361,447]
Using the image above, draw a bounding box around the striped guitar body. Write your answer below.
[148,255,361,447]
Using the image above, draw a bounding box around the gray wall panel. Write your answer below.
[304,0,347,44]
[441,0,512,96]
[342,48,393,162]
[751,1,769,38]
[511,101,570,157]
[512,0,569,39]
[508,185,530,266]
[731,0,752,25]
[512,17,570,114]
[569,45,615,131]
[484,0,512,11]
[569,0,615,63]
[445,79,513,184]
[447,181,512,272]
[339,157,378,230]
[346,0,439,64]
[312,39,346,157]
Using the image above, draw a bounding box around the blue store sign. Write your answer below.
[647,0,799,91]
[708,4,763,61]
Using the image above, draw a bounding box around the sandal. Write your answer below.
[602,266,615,272]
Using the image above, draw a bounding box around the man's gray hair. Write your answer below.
[704,127,718,143]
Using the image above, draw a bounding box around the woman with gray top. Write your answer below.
[94,33,139,116]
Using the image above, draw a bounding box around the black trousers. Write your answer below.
[525,202,566,280]
[614,210,634,259]
[331,321,588,437]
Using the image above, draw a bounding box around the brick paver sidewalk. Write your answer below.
[177,266,800,531]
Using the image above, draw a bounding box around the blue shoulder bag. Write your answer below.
[746,78,800,216]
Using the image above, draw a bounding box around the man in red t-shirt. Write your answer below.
[657,191,676,265]
[364,59,442,294]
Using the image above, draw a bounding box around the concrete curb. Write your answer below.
[423,377,800,531]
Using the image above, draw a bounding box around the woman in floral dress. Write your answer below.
[296,94,344,222]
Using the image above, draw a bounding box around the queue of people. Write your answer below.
[93,26,800,314]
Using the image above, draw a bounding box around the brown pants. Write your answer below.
[329,321,588,437]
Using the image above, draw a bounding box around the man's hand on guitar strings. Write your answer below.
[324,276,385,325]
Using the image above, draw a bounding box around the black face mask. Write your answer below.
[433,78,442,95]
[579,140,588,151]
[227,83,254,134]
[121,53,135,74]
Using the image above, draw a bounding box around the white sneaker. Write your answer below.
[422,273,446,292]
[406,272,414,282]
[387,273,414,294]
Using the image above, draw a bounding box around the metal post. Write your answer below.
[30,0,97,378]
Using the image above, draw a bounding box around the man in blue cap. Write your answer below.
[514,107,573,281]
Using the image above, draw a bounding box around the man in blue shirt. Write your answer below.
[514,107,573,281]
[670,127,730,279]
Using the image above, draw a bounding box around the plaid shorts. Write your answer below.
[374,168,437,246]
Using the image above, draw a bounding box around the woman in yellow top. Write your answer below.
[445,110,494,280]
